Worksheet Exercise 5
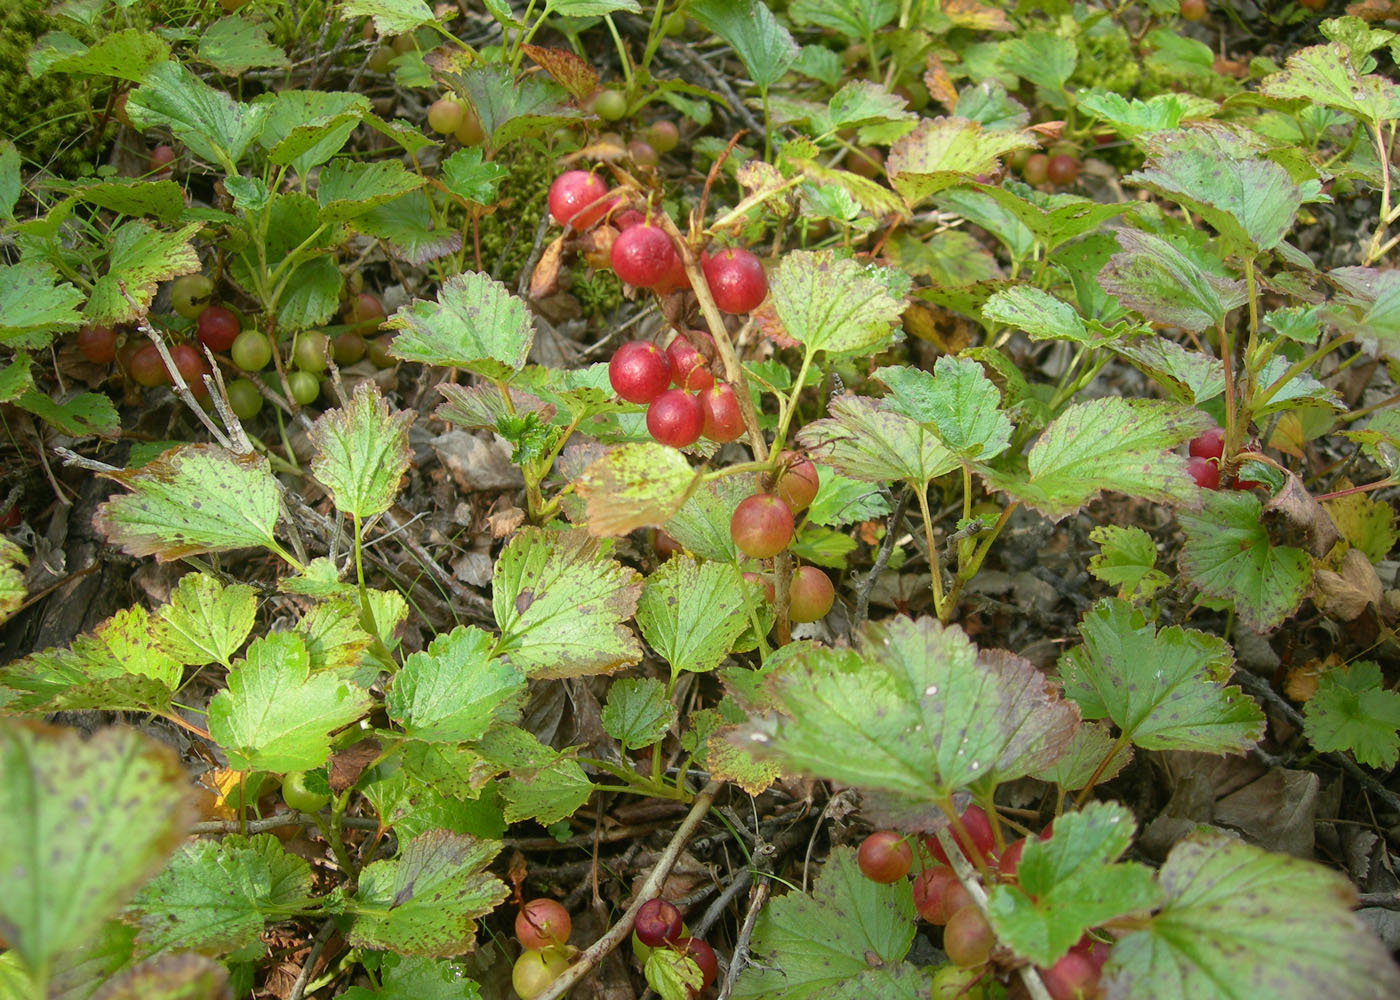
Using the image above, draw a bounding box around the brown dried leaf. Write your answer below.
[329,737,382,793]
[1313,547,1383,622]
[1262,472,1340,558]
[529,236,566,300]
[923,53,959,110]
[522,44,598,101]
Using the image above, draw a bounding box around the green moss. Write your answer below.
[4,7,111,178]
[1069,24,1140,96]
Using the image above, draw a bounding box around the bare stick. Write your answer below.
[287,918,336,1000]
[536,780,722,1000]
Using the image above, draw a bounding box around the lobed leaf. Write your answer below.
[636,556,752,676]
[310,382,415,520]
[386,626,526,742]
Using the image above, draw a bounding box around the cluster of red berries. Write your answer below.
[856,808,1111,999]
[730,455,834,623]
[1185,426,1263,491]
[511,898,572,998]
[547,170,769,312]
[608,334,746,448]
[633,897,718,997]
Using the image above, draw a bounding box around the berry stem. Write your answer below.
[912,484,948,622]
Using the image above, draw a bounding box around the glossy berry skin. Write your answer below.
[367,335,397,368]
[1039,947,1103,1000]
[196,305,240,351]
[700,383,745,442]
[1022,153,1050,185]
[231,330,272,371]
[702,248,767,314]
[925,806,995,867]
[1186,455,1220,490]
[293,332,329,372]
[1180,0,1206,19]
[650,249,691,295]
[128,343,168,387]
[148,144,175,175]
[646,119,679,153]
[281,771,329,812]
[511,948,569,999]
[789,566,835,623]
[426,97,464,135]
[730,493,794,559]
[666,336,713,391]
[998,838,1026,880]
[1188,426,1225,460]
[676,937,717,991]
[943,905,994,967]
[170,274,214,319]
[634,898,684,947]
[611,224,677,288]
[593,89,627,121]
[628,139,658,168]
[77,325,118,364]
[516,899,571,950]
[227,378,263,420]
[613,209,645,231]
[548,170,613,231]
[609,341,672,404]
[773,453,819,512]
[170,343,211,397]
[857,832,913,883]
[913,866,971,925]
[287,371,321,405]
[1047,154,1080,186]
[646,390,704,448]
[454,108,485,146]
[332,332,367,364]
[345,292,386,333]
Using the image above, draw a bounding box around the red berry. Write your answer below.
[789,566,835,623]
[345,292,386,334]
[700,383,745,442]
[998,838,1026,880]
[77,325,117,364]
[628,139,658,168]
[676,937,717,991]
[1180,0,1206,19]
[128,342,168,387]
[1047,154,1080,186]
[195,305,240,351]
[1039,947,1103,1000]
[634,898,683,947]
[1230,473,1266,491]
[1186,455,1219,490]
[609,340,672,404]
[730,494,794,559]
[913,867,971,926]
[646,389,704,448]
[925,806,995,867]
[645,119,680,153]
[943,905,994,967]
[170,343,211,397]
[650,249,692,295]
[743,570,776,604]
[611,224,677,288]
[613,209,645,230]
[516,899,571,950]
[857,832,913,883]
[1022,153,1050,185]
[773,452,819,512]
[702,248,767,314]
[148,144,175,175]
[1188,426,1225,461]
[548,170,613,230]
[666,336,713,391]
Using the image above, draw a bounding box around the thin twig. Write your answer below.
[667,43,766,143]
[853,486,912,632]
[287,918,336,1000]
[718,876,770,1000]
[536,780,722,1000]
[189,812,381,835]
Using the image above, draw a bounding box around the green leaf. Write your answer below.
[876,357,1013,462]
[769,250,905,356]
[153,572,257,666]
[1178,490,1312,632]
[86,953,229,1000]
[448,65,582,148]
[86,221,202,325]
[636,556,751,676]
[644,945,702,1000]
[0,262,85,350]
[71,178,187,224]
[982,286,1096,344]
[492,528,643,678]
[387,626,526,742]
[386,270,532,377]
[1111,337,1226,406]
[197,16,289,74]
[1086,524,1170,601]
[340,954,482,1000]
[689,0,799,92]
[738,617,1078,823]
[31,28,168,83]
[441,148,509,205]
[1303,661,1400,769]
[1260,43,1400,127]
[999,30,1077,93]
[812,80,915,136]
[797,396,960,486]
[342,0,435,35]
[0,723,193,976]
[260,90,371,173]
[573,442,700,536]
[207,632,372,771]
[1107,831,1400,1000]
[127,61,267,167]
[0,606,181,715]
[963,184,1134,256]
[1327,266,1400,363]
[1323,491,1397,565]
[804,466,890,528]
[663,476,751,562]
[317,159,423,222]
[1032,719,1132,791]
[0,538,26,628]
[309,382,414,520]
[601,677,676,751]
[886,118,1036,204]
[1077,90,1218,137]
[500,755,592,825]
[128,834,313,954]
[1060,598,1264,754]
[1126,133,1302,252]
[730,846,926,999]
[349,830,508,957]
[93,445,284,562]
[789,0,896,42]
[977,398,1211,522]
[987,802,1162,966]
[0,140,19,221]
[547,0,641,13]
[1098,228,1247,333]
[15,390,120,439]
